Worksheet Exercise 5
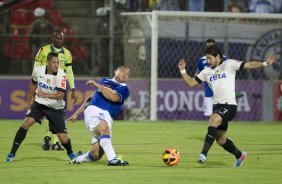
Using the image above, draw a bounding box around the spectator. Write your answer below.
[205,0,224,12]
[248,0,281,13]
[188,0,204,11]
[157,0,180,11]
[29,7,54,58]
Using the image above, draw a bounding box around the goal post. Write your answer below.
[121,11,282,121]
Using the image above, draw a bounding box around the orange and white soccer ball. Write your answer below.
[162,148,180,166]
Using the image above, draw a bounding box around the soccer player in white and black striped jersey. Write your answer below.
[178,44,279,167]
[5,52,76,163]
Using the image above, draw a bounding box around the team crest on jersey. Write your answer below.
[60,59,65,66]
[251,29,281,79]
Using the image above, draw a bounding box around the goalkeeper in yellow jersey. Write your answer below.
[32,28,77,151]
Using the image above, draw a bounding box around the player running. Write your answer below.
[178,44,279,167]
[5,52,76,163]
[33,28,77,151]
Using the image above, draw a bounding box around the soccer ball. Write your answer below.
[162,148,180,166]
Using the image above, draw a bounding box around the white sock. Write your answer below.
[99,135,116,161]
[76,151,94,163]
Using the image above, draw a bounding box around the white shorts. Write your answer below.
[84,105,113,144]
[204,97,213,116]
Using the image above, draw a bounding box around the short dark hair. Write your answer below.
[204,44,223,59]
[52,28,63,37]
[205,38,216,45]
[47,51,58,61]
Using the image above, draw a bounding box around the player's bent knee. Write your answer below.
[216,137,226,145]
[22,117,36,129]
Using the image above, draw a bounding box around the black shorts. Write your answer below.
[213,104,237,131]
[26,102,67,134]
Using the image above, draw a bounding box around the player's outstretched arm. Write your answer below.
[66,93,93,123]
[244,55,279,70]
[178,58,199,87]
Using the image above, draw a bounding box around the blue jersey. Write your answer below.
[196,55,227,97]
[88,78,130,118]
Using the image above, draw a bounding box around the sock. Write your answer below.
[220,138,242,159]
[77,151,95,163]
[99,135,116,161]
[43,119,51,137]
[52,133,59,144]
[10,127,28,155]
[61,138,73,155]
[201,126,217,156]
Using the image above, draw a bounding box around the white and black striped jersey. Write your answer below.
[32,65,67,109]
[195,59,245,105]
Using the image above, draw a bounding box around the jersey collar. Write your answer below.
[219,56,227,65]
[45,66,58,75]
[50,44,65,54]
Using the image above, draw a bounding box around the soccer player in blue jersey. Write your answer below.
[67,65,130,166]
[195,39,227,116]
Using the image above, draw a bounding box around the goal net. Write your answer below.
[121,11,282,121]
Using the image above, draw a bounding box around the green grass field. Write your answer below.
[0,120,281,184]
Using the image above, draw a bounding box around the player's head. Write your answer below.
[204,44,223,69]
[52,28,64,48]
[204,38,216,47]
[47,52,59,73]
[114,65,130,83]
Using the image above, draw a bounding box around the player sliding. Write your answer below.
[178,44,279,167]
[67,65,130,166]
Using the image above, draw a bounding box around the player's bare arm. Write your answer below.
[244,55,279,70]
[71,88,77,104]
[67,93,93,123]
[25,81,37,110]
[37,89,64,100]
[178,58,199,87]
[86,80,120,102]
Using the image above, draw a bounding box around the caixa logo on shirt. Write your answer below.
[210,73,226,82]
[38,82,56,91]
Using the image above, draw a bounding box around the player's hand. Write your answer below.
[71,89,77,104]
[102,86,116,94]
[86,80,99,87]
[265,55,279,65]
[66,114,78,123]
[178,58,186,70]
[37,89,46,98]
[24,103,31,111]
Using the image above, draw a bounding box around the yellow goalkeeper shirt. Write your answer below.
[33,44,75,89]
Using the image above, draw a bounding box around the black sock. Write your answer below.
[10,127,28,155]
[220,138,242,159]
[61,138,73,155]
[201,126,217,156]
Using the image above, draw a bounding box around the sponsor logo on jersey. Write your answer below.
[60,75,67,88]
[210,73,227,82]
[38,82,56,91]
